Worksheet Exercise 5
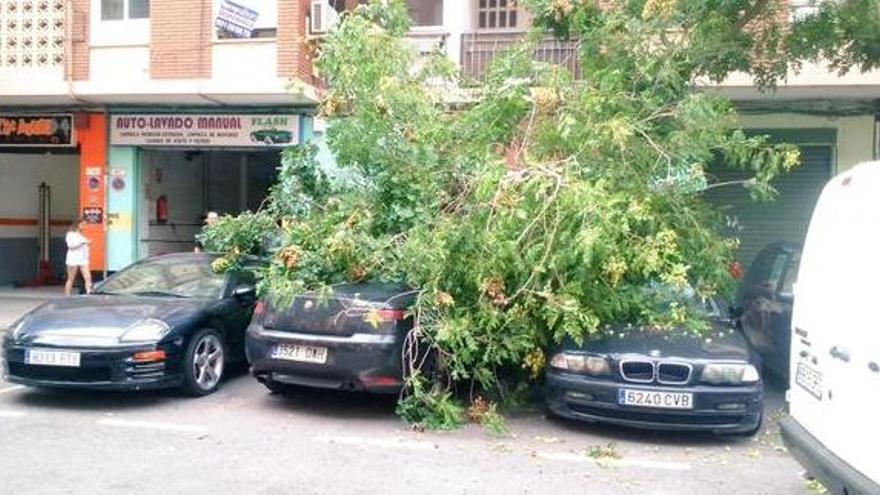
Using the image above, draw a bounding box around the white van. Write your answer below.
[781,161,880,494]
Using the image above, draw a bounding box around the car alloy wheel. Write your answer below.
[193,333,224,391]
[182,329,226,396]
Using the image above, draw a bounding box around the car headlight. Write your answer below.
[119,319,171,343]
[5,316,30,342]
[700,363,760,385]
[549,352,610,376]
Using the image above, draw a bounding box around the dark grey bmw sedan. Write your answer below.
[545,291,764,436]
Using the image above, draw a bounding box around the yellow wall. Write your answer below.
[738,114,877,174]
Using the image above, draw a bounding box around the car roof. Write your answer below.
[142,252,265,267]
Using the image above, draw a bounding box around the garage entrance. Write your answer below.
[138,148,280,257]
[707,139,834,268]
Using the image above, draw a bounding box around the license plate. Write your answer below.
[618,388,693,409]
[796,362,823,400]
[24,349,81,367]
[271,344,327,364]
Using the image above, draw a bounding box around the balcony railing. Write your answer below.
[460,32,581,84]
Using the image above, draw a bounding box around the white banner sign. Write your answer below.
[110,114,300,147]
[215,0,259,38]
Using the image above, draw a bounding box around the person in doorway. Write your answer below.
[194,211,220,253]
[64,218,92,296]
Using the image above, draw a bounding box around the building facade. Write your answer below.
[0,0,319,284]
[312,0,880,266]
[2,0,878,285]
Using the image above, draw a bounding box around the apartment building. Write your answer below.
[0,0,318,284]
[311,0,879,265]
[0,0,877,284]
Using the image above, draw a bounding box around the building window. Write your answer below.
[406,0,443,27]
[478,0,519,30]
[101,0,149,21]
[215,0,277,39]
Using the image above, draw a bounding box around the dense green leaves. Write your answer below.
[203,0,876,418]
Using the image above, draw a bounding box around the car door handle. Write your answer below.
[869,362,879,373]
[830,346,850,363]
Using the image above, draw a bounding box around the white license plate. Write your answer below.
[271,344,328,364]
[618,388,693,409]
[24,349,81,368]
[796,362,823,400]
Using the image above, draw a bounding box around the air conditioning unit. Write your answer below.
[310,0,340,35]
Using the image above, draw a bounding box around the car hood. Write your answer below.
[565,323,751,362]
[12,295,205,346]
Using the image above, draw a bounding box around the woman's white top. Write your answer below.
[65,231,90,267]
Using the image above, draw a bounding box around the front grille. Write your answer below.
[571,404,741,426]
[619,360,693,385]
[620,360,654,383]
[657,362,692,384]
[126,362,165,380]
[8,362,112,383]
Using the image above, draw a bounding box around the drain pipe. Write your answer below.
[874,113,879,161]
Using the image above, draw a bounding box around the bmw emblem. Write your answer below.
[304,300,314,310]
[649,349,661,358]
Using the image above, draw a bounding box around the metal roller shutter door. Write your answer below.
[706,145,833,267]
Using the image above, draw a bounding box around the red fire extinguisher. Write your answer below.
[156,195,169,224]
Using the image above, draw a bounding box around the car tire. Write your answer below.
[181,329,226,397]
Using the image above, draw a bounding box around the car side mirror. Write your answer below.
[232,285,256,302]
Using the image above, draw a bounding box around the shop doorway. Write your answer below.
[0,148,80,285]
[139,148,281,257]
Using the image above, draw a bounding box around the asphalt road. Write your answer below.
[0,290,811,495]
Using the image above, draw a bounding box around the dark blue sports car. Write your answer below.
[2,253,259,396]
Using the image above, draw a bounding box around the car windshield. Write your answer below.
[645,282,719,317]
[96,258,225,299]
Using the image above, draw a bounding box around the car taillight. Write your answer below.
[364,309,407,323]
[253,301,266,318]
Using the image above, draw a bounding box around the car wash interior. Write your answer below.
[0,114,84,286]
[139,148,281,257]
[0,148,80,285]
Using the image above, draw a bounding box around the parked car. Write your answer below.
[2,253,260,396]
[780,161,880,494]
[735,242,800,383]
[545,288,763,435]
[246,283,417,394]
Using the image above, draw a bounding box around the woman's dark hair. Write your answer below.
[69,217,84,231]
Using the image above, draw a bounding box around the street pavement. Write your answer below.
[0,290,811,495]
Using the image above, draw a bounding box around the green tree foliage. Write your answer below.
[202,0,878,424]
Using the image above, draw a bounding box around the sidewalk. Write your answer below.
[0,285,64,330]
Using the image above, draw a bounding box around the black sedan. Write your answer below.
[246,283,417,394]
[545,297,763,435]
[2,253,259,396]
[735,242,800,383]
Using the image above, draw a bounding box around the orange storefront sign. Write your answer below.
[0,114,75,146]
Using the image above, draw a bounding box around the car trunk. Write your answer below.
[262,284,416,337]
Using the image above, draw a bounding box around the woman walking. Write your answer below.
[64,218,92,296]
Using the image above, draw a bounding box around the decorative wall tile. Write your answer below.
[0,0,66,68]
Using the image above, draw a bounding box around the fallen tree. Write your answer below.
[201,0,880,427]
